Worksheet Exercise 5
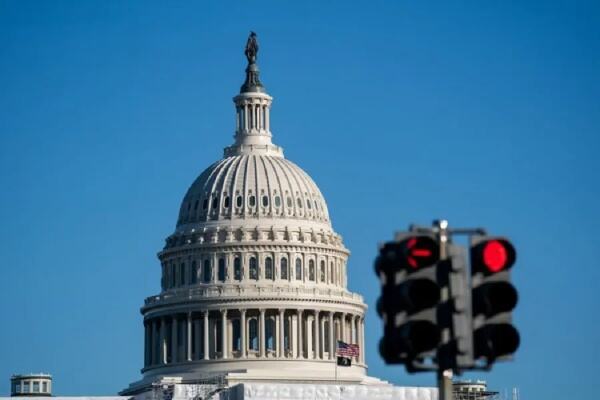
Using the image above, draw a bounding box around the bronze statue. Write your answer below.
[245,31,259,64]
[240,32,264,93]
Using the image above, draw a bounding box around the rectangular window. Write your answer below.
[42,382,48,392]
[179,263,186,286]
[191,261,197,284]
[23,382,29,393]
[15,383,20,393]
[33,382,39,393]
[171,264,176,287]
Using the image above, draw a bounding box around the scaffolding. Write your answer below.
[453,389,500,400]
[151,374,229,400]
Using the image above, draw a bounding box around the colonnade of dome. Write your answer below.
[142,308,365,370]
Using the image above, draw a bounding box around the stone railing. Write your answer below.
[144,285,364,307]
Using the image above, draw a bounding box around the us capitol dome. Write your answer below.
[121,34,436,400]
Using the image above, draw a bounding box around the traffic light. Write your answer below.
[470,236,520,365]
[375,234,441,369]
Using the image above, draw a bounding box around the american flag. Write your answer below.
[336,341,360,357]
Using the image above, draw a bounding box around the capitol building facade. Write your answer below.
[125,33,370,392]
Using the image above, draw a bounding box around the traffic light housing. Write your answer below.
[375,234,441,369]
[470,236,520,365]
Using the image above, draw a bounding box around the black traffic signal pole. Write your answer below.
[406,220,488,400]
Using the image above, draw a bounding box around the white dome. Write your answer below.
[177,154,331,228]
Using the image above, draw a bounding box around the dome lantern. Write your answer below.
[225,32,282,157]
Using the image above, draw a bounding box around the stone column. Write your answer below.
[360,317,365,364]
[278,309,285,358]
[313,310,320,359]
[328,312,335,360]
[259,309,266,358]
[265,105,270,131]
[203,311,209,360]
[240,309,247,358]
[186,313,193,361]
[341,313,346,343]
[221,309,228,359]
[160,317,167,364]
[351,315,357,345]
[297,309,304,359]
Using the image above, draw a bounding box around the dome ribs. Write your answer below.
[241,154,252,218]
[271,156,298,218]
[282,158,314,221]
[225,155,245,219]
[258,155,275,217]
[178,155,332,228]
[264,155,286,218]
[208,156,236,221]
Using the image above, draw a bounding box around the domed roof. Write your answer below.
[177,153,331,227]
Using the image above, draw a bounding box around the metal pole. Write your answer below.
[437,369,453,400]
[434,219,453,400]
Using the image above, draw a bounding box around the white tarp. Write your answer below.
[240,383,437,400]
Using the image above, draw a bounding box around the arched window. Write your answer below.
[232,319,241,351]
[236,195,243,207]
[266,318,275,350]
[320,260,325,283]
[203,260,211,283]
[265,257,273,280]
[249,319,258,350]
[280,257,288,280]
[249,195,256,207]
[203,199,208,210]
[284,315,290,351]
[295,258,302,280]
[274,196,281,207]
[179,263,186,286]
[194,200,199,210]
[218,258,226,282]
[249,257,258,280]
[309,260,315,281]
[287,197,292,207]
[234,257,242,281]
[324,320,330,352]
[297,198,303,208]
[224,196,230,208]
[262,195,269,207]
[307,198,312,209]
[329,262,334,284]
[191,261,198,284]
[212,197,219,209]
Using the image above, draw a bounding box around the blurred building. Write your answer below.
[10,374,52,397]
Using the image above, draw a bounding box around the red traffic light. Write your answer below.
[376,235,440,274]
[400,236,440,270]
[471,237,516,274]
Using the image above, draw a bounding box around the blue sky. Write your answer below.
[1,1,599,398]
